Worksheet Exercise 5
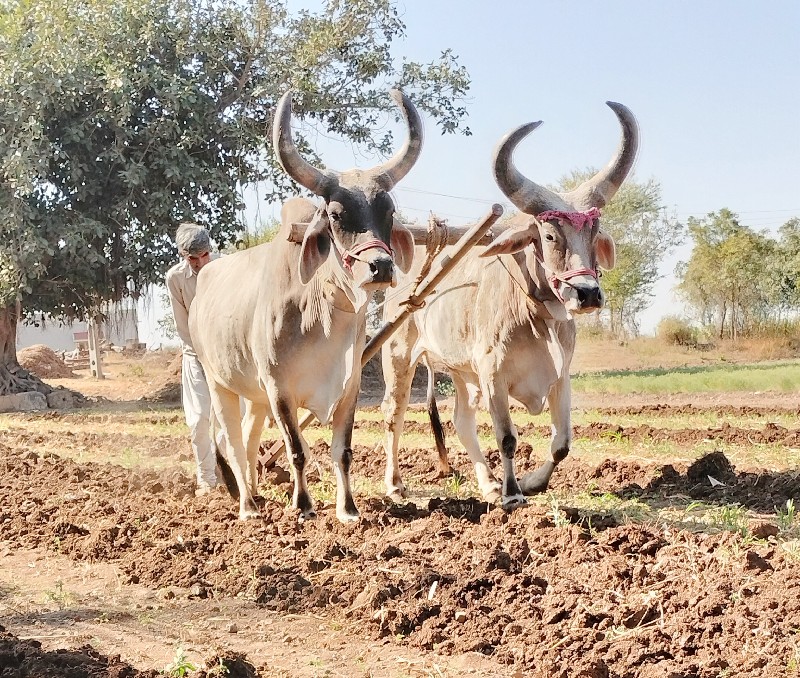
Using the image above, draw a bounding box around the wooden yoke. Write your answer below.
[286,217,500,247]
[258,204,504,471]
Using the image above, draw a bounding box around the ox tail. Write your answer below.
[424,360,450,476]
[215,446,239,500]
[210,410,240,500]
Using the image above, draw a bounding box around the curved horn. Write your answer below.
[492,120,556,215]
[371,89,424,191]
[272,90,333,196]
[564,101,639,209]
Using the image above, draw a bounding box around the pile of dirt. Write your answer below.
[0,624,159,677]
[142,353,182,403]
[17,344,75,379]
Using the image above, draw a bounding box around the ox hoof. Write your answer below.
[337,510,360,524]
[483,489,502,504]
[298,509,317,523]
[501,494,527,512]
[387,489,408,503]
[238,507,261,521]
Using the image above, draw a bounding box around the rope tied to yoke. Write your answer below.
[400,213,449,310]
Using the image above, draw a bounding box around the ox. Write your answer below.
[190,90,419,522]
[381,102,638,509]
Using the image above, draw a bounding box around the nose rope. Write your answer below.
[535,255,598,303]
[332,235,394,275]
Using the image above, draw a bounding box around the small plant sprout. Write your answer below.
[164,647,196,678]
[550,497,570,528]
[777,498,797,532]
[711,504,750,537]
[43,581,74,610]
[443,471,466,498]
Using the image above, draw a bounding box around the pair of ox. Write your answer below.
[191,89,638,521]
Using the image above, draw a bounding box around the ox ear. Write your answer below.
[299,209,331,284]
[390,219,415,273]
[595,230,616,270]
[479,226,537,257]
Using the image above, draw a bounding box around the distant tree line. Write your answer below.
[677,210,800,340]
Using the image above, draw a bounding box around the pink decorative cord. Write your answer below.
[537,207,601,231]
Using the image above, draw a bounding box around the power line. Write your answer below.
[393,184,800,223]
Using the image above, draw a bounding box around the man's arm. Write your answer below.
[166,271,194,350]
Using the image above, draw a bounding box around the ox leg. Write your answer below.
[519,373,572,495]
[330,391,360,523]
[451,376,502,503]
[208,386,260,520]
[484,385,526,511]
[380,327,418,501]
[242,399,269,498]
[271,397,315,521]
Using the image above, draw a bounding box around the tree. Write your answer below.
[677,209,777,339]
[775,218,800,314]
[0,0,471,395]
[556,170,684,336]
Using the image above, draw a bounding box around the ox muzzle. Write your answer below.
[543,264,604,313]
[340,238,397,288]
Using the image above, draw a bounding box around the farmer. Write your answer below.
[165,223,219,496]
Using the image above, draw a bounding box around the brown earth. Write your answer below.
[2,421,800,677]
[3,345,800,677]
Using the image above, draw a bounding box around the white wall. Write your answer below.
[17,306,141,352]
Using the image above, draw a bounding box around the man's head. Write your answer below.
[176,223,211,274]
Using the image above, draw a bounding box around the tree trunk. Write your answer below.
[0,302,55,396]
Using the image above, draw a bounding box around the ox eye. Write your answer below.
[544,233,555,242]
[330,212,341,222]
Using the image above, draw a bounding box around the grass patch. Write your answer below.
[573,360,800,394]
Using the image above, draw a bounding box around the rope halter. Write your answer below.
[334,235,394,275]
[535,208,601,303]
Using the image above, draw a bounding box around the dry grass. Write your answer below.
[572,335,800,374]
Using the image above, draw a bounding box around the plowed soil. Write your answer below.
[2,392,800,677]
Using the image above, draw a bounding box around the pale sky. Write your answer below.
[141,1,800,346]
[246,0,800,335]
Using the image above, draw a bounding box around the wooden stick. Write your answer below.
[259,204,504,469]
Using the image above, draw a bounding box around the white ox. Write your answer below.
[190,90,419,522]
[381,102,639,509]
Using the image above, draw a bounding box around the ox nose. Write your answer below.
[576,284,603,309]
[370,257,394,284]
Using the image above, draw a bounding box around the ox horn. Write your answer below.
[563,101,640,209]
[370,89,424,192]
[492,120,552,215]
[273,90,333,196]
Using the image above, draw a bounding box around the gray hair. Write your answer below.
[176,223,211,256]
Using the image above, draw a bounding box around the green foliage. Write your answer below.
[0,0,471,328]
[676,209,798,340]
[236,216,281,250]
[435,377,455,397]
[555,171,684,336]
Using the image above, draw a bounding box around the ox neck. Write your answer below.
[497,253,558,321]
[326,259,371,315]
